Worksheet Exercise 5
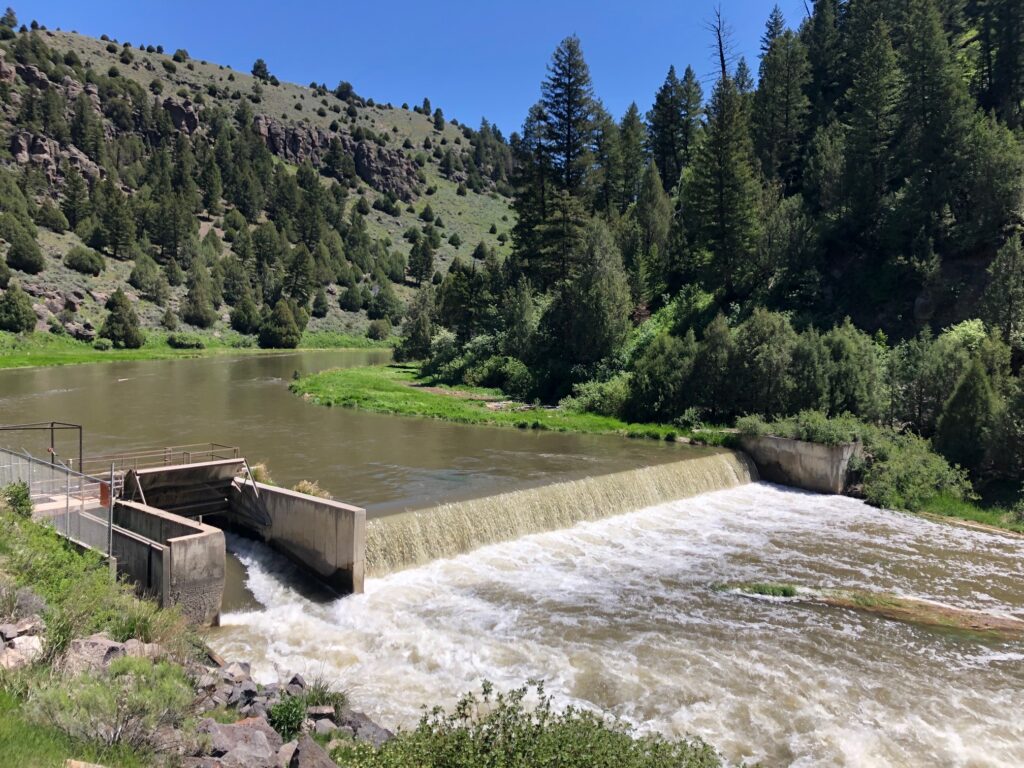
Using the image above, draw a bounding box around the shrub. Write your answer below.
[366,318,391,341]
[99,289,144,349]
[291,480,332,499]
[0,285,37,333]
[33,201,68,233]
[92,338,113,351]
[268,694,305,742]
[258,300,301,349]
[559,374,630,418]
[2,481,32,518]
[63,246,104,276]
[330,682,720,768]
[6,230,45,274]
[166,332,205,349]
[29,657,193,750]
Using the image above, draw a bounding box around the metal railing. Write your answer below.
[0,446,113,555]
[69,443,240,476]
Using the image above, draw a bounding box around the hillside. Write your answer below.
[0,17,515,343]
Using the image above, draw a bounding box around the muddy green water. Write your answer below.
[0,350,689,515]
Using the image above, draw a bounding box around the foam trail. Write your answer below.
[215,483,1024,768]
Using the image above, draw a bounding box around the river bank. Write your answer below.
[290,363,729,443]
[0,330,391,370]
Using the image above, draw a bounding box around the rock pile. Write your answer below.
[0,614,44,670]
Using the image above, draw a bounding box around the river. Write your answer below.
[1,352,1021,767]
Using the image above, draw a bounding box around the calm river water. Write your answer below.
[1,352,1021,767]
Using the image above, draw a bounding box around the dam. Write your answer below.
[0,352,1020,766]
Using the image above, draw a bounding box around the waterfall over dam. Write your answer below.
[364,449,757,576]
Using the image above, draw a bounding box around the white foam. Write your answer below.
[213,483,1024,767]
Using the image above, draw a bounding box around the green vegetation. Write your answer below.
[332,682,721,768]
[728,583,1024,639]
[292,364,711,441]
[0,690,149,768]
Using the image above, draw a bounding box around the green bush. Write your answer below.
[100,289,144,349]
[29,657,193,750]
[560,374,630,418]
[63,246,105,276]
[0,285,37,333]
[34,201,69,233]
[268,694,305,742]
[2,481,32,518]
[92,338,113,351]
[6,229,45,274]
[366,318,391,341]
[331,682,721,768]
[166,332,205,349]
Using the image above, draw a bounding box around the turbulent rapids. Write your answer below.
[214,483,1024,767]
[363,450,757,575]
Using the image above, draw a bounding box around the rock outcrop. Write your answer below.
[10,131,103,184]
[0,614,44,670]
[252,114,419,200]
[163,98,200,134]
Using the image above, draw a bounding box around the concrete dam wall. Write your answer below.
[739,435,861,495]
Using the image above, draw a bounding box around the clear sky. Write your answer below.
[13,0,808,135]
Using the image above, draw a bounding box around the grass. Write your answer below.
[0,329,391,370]
[0,690,150,768]
[732,582,798,598]
[918,493,1024,534]
[291,364,729,442]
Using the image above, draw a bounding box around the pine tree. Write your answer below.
[647,66,685,189]
[761,4,786,54]
[258,299,301,348]
[682,15,762,302]
[935,359,996,473]
[409,238,435,286]
[283,245,315,305]
[992,0,1024,127]
[843,18,900,230]
[541,35,597,194]
[251,58,270,81]
[897,0,972,254]
[99,179,134,259]
[619,103,646,207]
[395,286,434,362]
[100,288,144,348]
[61,165,90,228]
[591,107,624,213]
[983,235,1024,350]
[182,264,218,328]
[635,163,672,304]
[754,30,810,189]
[804,0,844,125]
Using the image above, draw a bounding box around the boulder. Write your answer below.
[62,633,125,676]
[163,98,200,134]
[15,62,50,89]
[123,638,164,660]
[336,710,394,747]
[305,705,334,720]
[228,679,258,706]
[0,646,29,671]
[9,634,43,661]
[277,740,298,768]
[313,719,337,737]
[0,615,41,642]
[0,50,14,85]
[222,660,251,682]
[197,718,278,768]
[288,735,335,768]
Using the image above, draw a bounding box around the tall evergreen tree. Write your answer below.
[541,35,597,194]
[935,359,997,473]
[619,103,646,206]
[804,0,844,125]
[843,18,900,230]
[754,29,811,188]
[647,65,704,192]
[992,0,1024,126]
[591,106,624,213]
[682,15,762,302]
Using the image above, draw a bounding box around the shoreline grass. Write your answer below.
[0,330,391,370]
[291,363,729,443]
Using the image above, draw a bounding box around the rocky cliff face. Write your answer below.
[252,114,420,200]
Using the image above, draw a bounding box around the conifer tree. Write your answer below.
[935,359,996,473]
[843,18,900,230]
[409,238,435,286]
[60,165,90,228]
[99,179,134,259]
[754,29,810,189]
[804,0,844,125]
[541,35,597,194]
[100,288,144,348]
[258,299,301,348]
[591,107,624,213]
[182,264,218,328]
[682,14,762,302]
[983,235,1024,350]
[619,103,646,206]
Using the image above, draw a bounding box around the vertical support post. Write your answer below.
[107,462,114,558]
[78,427,83,478]
[49,423,55,466]
[64,471,69,539]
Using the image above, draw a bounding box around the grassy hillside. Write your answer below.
[0,22,515,344]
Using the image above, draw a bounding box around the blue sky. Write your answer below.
[14,1,808,134]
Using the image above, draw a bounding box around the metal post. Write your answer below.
[49,423,55,466]
[64,471,70,539]
[107,462,114,558]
